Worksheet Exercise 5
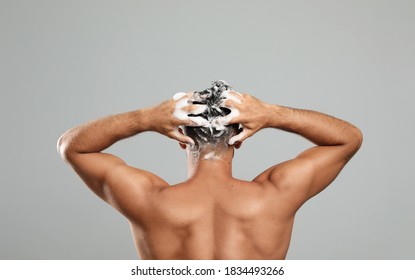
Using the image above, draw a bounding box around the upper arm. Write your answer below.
[64,152,164,220]
[255,143,360,208]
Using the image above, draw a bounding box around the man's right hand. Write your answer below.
[220,91,273,145]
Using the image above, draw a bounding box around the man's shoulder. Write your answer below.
[252,162,288,187]
[108,165,169,191]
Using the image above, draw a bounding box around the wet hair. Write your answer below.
[183,80,239,151]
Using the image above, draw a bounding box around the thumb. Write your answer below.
[229,129,250,145]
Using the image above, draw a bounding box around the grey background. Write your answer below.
[1,0,414,259]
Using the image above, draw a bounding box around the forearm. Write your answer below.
[266,104,363,148]
[57,108,152,158]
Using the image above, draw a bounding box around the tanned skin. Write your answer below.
[57,92,362,259]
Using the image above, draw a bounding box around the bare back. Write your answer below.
[130,177,296,260]
[58,88,362,260]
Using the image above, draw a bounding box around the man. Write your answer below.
[57,81,362,259]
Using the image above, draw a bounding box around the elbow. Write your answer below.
[341,126,363,163]
[349,126,363,153]
[354,127,363,149]
[57,133,72,162]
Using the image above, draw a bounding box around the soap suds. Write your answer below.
[228,129,247,145]
[172,92,209,127]
[211,107,240,129]
[222,90,242,104]
[173,80,241,160]
[172,91,188,101]
[203,151,221,160]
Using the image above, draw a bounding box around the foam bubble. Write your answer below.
[173,96,189,120]
[203,151,221,160]
[173,92,188,101]
[222,90,242,104]
[211,108,240,128]
[173,95,209,127]
[189,104,208,115]
[210,118,227,130]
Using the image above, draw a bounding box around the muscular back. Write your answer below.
[58,91,362,259]
[130,176,296,260]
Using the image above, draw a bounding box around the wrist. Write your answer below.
[263,103,286,128]
[136,108,153,132]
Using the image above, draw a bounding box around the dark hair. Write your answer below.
[183,80,239,149]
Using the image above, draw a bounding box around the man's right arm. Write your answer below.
[222,92,363,207]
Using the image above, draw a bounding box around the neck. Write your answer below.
[186,148,234,179]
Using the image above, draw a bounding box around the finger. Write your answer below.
[229,129,251,145]
[230,90,243,96]
[187,116,210,127]
[172,91,192,101]
[220,98,241,109]
[172,92,187,101]
[222,90,242,104]
[173,101,209,126]
[182,104,208,115]
[215,107,241,126]
[170,128,195,145]
[173,96,190,120]
[214,116,233,127]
